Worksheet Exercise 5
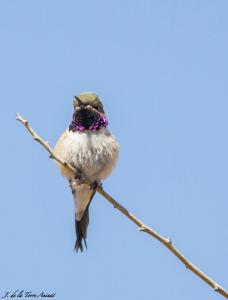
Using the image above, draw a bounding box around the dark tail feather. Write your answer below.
[74,208,89,252]
[73,186,97,252]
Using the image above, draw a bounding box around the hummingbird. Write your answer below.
[54,92,119,252]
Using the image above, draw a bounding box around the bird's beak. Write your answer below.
[74,96,100,114]
[74,96,85,107]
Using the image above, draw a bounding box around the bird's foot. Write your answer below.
[71,169,84,186]
[75,168,82,180]
[90,179,102,191]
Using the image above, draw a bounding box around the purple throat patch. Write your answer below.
[69,111,108,132]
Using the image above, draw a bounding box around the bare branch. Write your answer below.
[16,113,228,299]
[16,114,82,180]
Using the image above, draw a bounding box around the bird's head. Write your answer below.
[73,92,105,113]
[69,92,108,132]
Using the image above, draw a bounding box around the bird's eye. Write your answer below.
[94,105,99,110]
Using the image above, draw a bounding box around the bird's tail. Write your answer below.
[74,207,89,252]
[71,180,98,252]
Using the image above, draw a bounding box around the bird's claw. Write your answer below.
[90,179,101,191]
[75,168,82,180]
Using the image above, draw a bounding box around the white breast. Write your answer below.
[54,128,119,181]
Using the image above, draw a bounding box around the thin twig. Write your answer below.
[16,113,228,298]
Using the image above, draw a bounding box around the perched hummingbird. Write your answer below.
[54,92,119,252]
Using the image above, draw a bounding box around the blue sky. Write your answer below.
[0,0,228,299]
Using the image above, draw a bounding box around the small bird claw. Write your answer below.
[75,169,82,180]
[90,179,101,191]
